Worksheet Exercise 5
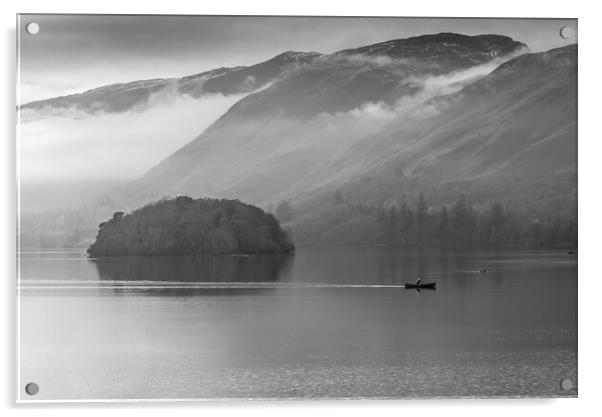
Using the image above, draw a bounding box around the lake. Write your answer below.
[18,247,577,400]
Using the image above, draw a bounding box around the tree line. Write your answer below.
[377,193,576,247]
[276,192,576,248]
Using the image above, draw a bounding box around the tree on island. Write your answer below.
[438,205,449,245]
[275,200,294,223]
[87,196,295,257]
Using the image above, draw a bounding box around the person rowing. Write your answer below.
[405,279,436,289]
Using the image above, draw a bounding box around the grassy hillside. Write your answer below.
[114,34,526,207]
[287,45,577,247]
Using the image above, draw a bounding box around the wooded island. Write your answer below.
[87,196,295,256]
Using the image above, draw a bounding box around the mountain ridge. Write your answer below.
[287,44,576,244]
[18,35,577,249]
[19,33,524,118]
[19,50,321,117]
[112,33,530,207]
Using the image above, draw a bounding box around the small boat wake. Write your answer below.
[18,280,411,291]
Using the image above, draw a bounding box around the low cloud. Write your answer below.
[18,51,528,211]
[316,53,411,69]
[342,54,396,66]
[18,90,246,185]
[332,51,527,124]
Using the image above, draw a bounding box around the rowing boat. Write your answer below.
[404,282,436,289]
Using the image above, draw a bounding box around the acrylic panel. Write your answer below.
[16,15,578,401]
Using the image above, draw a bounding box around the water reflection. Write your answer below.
[19,248,577,399]
[92,254,295,283]
[19,248,577,293]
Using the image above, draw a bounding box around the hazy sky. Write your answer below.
[18,15,577,103]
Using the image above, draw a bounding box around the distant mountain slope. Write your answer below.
[19,51,320,117]
[19,34,577,249]
[307,44,577,201]
[227,33,526,120]
[290,44,577,244]
[114,33,528,206]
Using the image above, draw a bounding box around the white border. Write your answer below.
[3,0,601,416]
[15,12,21,408]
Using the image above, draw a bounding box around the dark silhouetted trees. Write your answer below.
[275,200,294,223]
[370,192,574,249]
[451,195,476,247]
[416,193,428,227]
[438,206,449,245]
[400,195,414,232]
[88,196,295,256]
[488,201,505,246]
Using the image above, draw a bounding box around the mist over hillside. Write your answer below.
[113,33,528,205]
[289,44,577,245]
[17,49,322,198]
[18,33,577,249]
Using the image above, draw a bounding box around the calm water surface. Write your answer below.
[18,247,577,400]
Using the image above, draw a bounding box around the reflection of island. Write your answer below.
[92,254,294,283]
[88,196,295,256]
